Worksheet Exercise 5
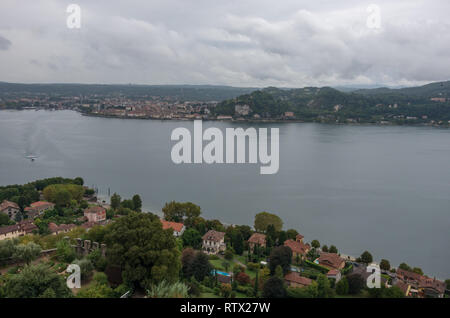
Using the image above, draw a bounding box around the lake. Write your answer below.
[0,109,449,279]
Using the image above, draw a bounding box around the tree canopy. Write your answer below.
[104,212,181,289]
[254,211,283,233]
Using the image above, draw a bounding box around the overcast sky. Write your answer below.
[0,0,449,87]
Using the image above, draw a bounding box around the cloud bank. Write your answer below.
[0,0,449,87]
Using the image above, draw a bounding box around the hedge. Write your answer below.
[304,260,330,274]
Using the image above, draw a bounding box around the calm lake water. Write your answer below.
[1,110,449,279]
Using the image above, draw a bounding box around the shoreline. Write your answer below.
[79,111,450,129]
[1,108,449,128]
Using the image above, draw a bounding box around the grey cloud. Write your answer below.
[0,35,11,50]
[0,0,449,86]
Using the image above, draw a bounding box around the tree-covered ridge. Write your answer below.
[0,82,256,102]
[214,81,450,124]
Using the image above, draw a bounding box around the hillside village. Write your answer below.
[0,177,448,298]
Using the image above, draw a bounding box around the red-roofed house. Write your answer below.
[284,234,310,261]
[202,230,226,255]
[84,206,106,223]
[0,200,20,220]
[160,219,185,237]
[248,233,266,253]
[48,222,76,235]
[318,252,345,270]
[25,201,55,217]
[284,272,313,288]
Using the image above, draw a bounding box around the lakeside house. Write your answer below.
[0,200,20,220]
[0,220,38,241]
[0,224,24,241]
[24,201,55,218]
[284,272,313,288]
[284,234,310,260]
[317,252,345,270]
[247,233,266,253]
[84,206,107,223]
[395,268,446,298]
[202,230,226,255]
[48,222,76,235]
[160,219,185,237]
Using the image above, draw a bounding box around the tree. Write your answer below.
[224,248,234,261]
[445,279,450,291]
[3,264,71,298]
[73,258,94,281]
[12,242,41,265]
[322,245,328,252]
[412,267,424,275]
[347,273,365,295]
[132,194,142,212]
[274,265,283,279]
[398,262,412,272]
[0,212,11,226]
[110,193,121,210]
[219,283,232,298]
[232,232,244,255]
[235,272,251,285]
[181,228,202,249]
[181,248,196,278]
[311,240,320,249]
[262,277,286,298]
[329,245,338,254]
[254,212,283,232]
[380,259,391,271]
[147,280,189,298]
[286,229,299,240]
[336,277,349,295]
[317,274,334,298]
[105,212,181,289]
[191,252,212,282]
[360,251,373,264]
[266,224,277,247]
[73,177,84,186]
[56,239,76,263]
[162,201,201,224]
[268,246,292,275]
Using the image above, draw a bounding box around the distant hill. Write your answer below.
[0,82,256,101]
[214,81,450,124]
[354,81,450,98]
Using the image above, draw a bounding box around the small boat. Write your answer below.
[25,155,38,161]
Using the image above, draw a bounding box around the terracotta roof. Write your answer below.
[49,222,76,233]
[327,269,340,276]
[396,268,423,282]
[202,230,225,242]
[284,272,312,286]
[30,201,54,208]
[161,219,184,232]
[0,224,22,235]
[284,239,310,255]
[81,221,97,229]
[419,277,446,294]
[295,234,304,241]
[0,200,19,211]
[248,233,266,245]
[318,252,345,269]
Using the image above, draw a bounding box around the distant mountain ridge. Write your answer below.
[0,82,257,101]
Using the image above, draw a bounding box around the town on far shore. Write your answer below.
[0,177,448,298]
[1,81,450,127]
